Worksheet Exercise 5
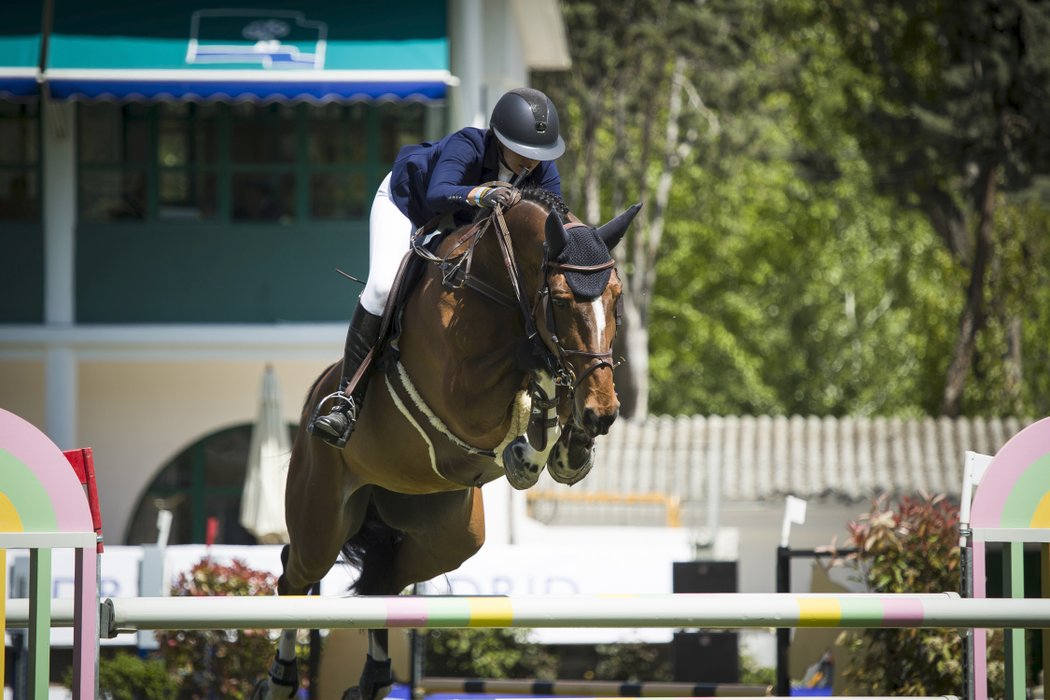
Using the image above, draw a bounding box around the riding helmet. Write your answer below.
[489,87,565,161]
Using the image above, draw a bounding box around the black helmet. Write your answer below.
[489,87,565,161]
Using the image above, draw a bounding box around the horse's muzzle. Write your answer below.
[577,406,618,437]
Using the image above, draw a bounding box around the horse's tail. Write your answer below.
[341,501,404,595]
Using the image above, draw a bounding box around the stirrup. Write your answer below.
[308,391,357,448]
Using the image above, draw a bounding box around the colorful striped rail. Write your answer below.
[6,593,1048,635]
[418,676,772,697]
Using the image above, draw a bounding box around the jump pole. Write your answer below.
[417,676,773,697]
[8,593,1050,634]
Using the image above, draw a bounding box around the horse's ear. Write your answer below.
[545,210,568,258]
[596,202,642,249]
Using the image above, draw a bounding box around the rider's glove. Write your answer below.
[469,186,515,208]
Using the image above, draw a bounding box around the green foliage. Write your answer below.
[542,0,1050,419]
[649,101,962,417]
[593,643,672,682]
[155,558,290,699]
[778,0,1050,416]
[834,495,1003,696]
[424,629,558,679]
[963,198,1050,416]
[64,651,178,700]
[739,653,776,687]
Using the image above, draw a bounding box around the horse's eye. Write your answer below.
[552,297,570,308]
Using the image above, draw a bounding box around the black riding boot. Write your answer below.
[309,303,383,447]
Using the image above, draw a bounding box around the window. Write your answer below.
[158,103,219,221]
[77,101,431,224]
[0,103,40,221]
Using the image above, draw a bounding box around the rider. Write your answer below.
[310,87,567,447]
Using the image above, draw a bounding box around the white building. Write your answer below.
[0,0,569,547]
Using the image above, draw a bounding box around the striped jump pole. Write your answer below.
[420,695,959,700]
[424,692,961,700]
[5,593,1047,635]
[418,676,772,697]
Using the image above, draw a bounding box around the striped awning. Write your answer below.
[0,7,40,98]
[4,0,455,103]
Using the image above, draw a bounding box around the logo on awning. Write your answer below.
[186,9,327,70]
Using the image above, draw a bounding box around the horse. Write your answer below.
[254,188,641,700]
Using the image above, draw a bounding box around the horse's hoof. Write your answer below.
[546,438,595,485]
[502,437,544,490]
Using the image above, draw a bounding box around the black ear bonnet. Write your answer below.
[549,224,613,300]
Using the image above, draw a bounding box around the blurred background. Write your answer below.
[1,0,1048,693]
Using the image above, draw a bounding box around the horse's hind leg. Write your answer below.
[340,501,401,700]
[341,488,484,700]
[345,489,485,699]
[340,633,395,700]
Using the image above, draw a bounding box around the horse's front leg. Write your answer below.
[503,376,562,489]
[546,423,596,485]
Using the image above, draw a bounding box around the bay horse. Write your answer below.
[254,189,640,700]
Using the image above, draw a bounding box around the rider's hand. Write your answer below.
[470,186,515,208]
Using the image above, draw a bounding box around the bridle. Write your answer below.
[411,195,621,412]
[539,233,620,393]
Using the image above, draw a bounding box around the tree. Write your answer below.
[540,1,1050,420]
[787,0,1050,415]
[536,1,743,418]
[644,3,961,418]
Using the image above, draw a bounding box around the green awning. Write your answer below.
[29,0,454,102]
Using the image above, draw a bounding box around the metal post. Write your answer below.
[961,527,975,700]
[1043,544,1050,700]
[775,545,790,696]
[309,581,321,700]
[409,583,425,700]
[410,628,425,700]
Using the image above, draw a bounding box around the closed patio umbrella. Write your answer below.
[240,364,291,544]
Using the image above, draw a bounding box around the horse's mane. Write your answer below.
[519,187,570,219]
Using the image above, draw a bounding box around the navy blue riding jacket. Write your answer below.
[389,127,562,229]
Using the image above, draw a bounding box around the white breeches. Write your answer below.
[360,173,416,316]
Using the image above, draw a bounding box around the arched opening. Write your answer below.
[124,423,296,545]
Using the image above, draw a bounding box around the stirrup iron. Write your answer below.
[308,391,358,448]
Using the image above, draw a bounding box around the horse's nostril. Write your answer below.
[582,407,618,436]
